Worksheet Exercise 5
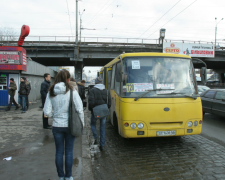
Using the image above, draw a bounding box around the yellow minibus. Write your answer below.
[100,52,203,138]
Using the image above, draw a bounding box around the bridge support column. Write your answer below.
[220,73,225,83]
[74,62,83,82]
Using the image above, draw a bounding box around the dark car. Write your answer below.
[200,89,225,117]
[87,85,94,95]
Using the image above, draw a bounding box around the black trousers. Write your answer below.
[26,95,29,109]
[8,95,19,109]
[42,96,49,128]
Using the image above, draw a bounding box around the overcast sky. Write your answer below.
[1,0,225,75]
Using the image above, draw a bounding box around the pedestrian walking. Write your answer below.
[69,77,79,92]
[43,70,84,180]
[25,79,31,110]
[77,80,86,102]
[18,77,30,113]
[88,77,111,151]
[5,78,19,111]
[40,73,51,129]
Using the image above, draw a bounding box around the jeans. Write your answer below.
[18,95,27,112]
[91,114,106,147]
[52,127,75,178]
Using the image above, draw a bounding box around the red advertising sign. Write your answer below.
[0,46,27,71]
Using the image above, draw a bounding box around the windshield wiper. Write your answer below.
[134,88,172,101]
[134,90,198,101]
[161,92,197,100]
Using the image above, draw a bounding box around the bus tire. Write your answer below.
[113,112,118,132]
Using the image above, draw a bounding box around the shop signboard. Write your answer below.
[0,46,27,71]
[163,42,215,58]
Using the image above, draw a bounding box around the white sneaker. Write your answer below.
[65,177,73,180]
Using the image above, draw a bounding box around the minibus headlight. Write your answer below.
[130,123,136,129]
[188,121,193,127]
[194,121,198,126]
[138,123,144,129]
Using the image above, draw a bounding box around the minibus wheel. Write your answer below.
[113,112,118,132]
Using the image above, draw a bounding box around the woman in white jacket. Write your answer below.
[43,70,84,180]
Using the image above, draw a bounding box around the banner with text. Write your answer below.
[163,42,214,58]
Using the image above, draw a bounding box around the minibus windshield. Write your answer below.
[121,57,198,98]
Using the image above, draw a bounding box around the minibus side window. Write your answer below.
[111,65,116,90]
[108,70,112,90]
[114,63,120,95]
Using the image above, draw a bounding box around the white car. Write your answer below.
[198,85,210,94]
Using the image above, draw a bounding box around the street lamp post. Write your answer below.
[79,9,85,42]
[215,17,223,49]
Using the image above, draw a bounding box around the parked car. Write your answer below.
[198,85,210,94]
[200,89,225,117]
[87,85,94,95]
[206,81,220,86]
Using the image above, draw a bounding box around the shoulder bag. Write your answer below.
[93,89,109,119]
[69,89,83,137]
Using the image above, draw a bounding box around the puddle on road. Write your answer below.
[73,157,82,179]
[73,157,79,166]
[42,135,54,146]
[0,148,26,160]
[12,117,23,120]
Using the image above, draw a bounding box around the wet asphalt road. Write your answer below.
[0,103,83,180]
[91,113,225,180]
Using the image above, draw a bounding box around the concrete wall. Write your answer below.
[21,60,57,102]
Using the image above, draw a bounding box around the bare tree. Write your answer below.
[0,27,18,41]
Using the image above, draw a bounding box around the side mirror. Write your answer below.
[115,63,123,82]
[201,67,207,85]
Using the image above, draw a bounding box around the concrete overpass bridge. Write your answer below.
[1,36,225,81]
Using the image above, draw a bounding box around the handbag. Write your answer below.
[93,89,109,119]
[68,89,83,137]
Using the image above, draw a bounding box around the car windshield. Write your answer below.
[121,57,198,98]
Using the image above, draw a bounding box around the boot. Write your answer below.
[15,106,19,110]
[94,138,99,145]
[5,107,10,111]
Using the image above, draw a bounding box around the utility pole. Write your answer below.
[80,16,82,42]
[76,0,78,45]
[215,17,223,49]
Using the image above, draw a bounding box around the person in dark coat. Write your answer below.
[25,79,31,110]
[40,73,51,129]
[18,77,30,113]
[5,78,19,111]
[77,80,86,102]
[88,77,111,151]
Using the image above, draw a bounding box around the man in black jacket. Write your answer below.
[88,77,111,151]
[18,77,30,113]
[25,78,31,110]
[77,80,86,102]
[40,73,51,129]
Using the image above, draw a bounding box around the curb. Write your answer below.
[81,110,94,180]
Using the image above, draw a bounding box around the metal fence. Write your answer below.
[1,35,225,47]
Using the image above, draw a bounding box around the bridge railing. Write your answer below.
[1,35,225,47]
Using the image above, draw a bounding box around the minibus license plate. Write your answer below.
[157,130,176,136]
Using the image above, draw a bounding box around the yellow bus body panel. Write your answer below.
[114,95,202,138]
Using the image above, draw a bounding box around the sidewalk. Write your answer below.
[0,102,93,180]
